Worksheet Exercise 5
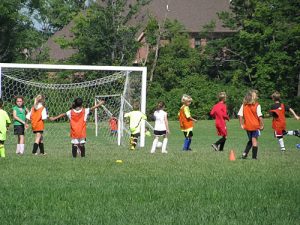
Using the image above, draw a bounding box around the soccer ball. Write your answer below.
[156,141,163,148]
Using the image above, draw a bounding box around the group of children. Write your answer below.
[0,90,299,159]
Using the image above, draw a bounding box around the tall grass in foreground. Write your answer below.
[0,119,299,225]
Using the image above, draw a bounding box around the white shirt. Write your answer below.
[238,104,262,117]
[154,110,167,131]
[66,108,90,121]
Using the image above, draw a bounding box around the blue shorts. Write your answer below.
[247,130,260,138]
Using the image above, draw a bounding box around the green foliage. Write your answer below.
[67,1,141,65]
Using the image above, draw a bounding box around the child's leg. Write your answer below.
[79,144,85,157]
[16,135,21,154]
[19,135,25,154]
[0,141,5,158]
[130,134,139,150]
[162,135,168,153]
[151,136,159,153]
[39,135,45,155]
[285,130,300,137]
[251,137,258,159]
[72,144,77,157]
[187,131,193,150]
[242,132,253,158]
[219,136,227,151]
[275,130,285,151]
[183,132,189,150]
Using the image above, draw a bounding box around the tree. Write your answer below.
[59,0,150,66]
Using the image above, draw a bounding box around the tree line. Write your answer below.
[0,0,299,119]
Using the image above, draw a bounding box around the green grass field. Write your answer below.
[1,118,300,225]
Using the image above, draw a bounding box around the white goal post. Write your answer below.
[0,63,148,147]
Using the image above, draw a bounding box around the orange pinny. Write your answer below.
[243,103,260,131]
[270,103,286,131]
[70,109,86,139]
[30,106,45,131]
[178,106,193,130]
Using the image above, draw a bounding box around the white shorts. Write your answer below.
[71,138,86,144]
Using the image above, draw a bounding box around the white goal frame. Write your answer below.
[0,63,148,147]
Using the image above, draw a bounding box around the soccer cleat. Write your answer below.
[294,130,300,137]
[241,153,247,159]
[162,151,168,154]
[280,147,286,151]
[211,144,219,151]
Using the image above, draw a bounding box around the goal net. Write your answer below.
[0,63,147,154]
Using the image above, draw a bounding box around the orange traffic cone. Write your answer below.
[229,150,236,161]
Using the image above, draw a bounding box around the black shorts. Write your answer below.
[33,131,44,134]
[14,125,25,135]
[131,133,140,138]
[183,131,193,138]
[154,130,167,136]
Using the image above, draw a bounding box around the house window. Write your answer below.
[195,39,201,48]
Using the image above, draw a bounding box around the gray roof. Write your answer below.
[130,0,232,32]
[45,0,232,60]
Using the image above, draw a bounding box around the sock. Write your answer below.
[79,145,85,157]
[215,137,225,146]
[32,143,39,154]
[130,136,138,149]
[16,144,20,154]
[183,138,189,150]
[187,138,192,150]
[151,138,158,153]
[252,146,258,159]
[20,144,25,154]
[0,145,5,158]
[219,138,227,151]
[278,138,285,150]
[72,144,77,157]
[39,143,45,154]
[243,141,252,157]
[162,138,168,153]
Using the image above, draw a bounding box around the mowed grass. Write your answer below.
[0,118,300,225]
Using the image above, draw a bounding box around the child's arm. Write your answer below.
[259,116,264,130]
[13,109,27,126]
[49,113,66,121]
[164,113,170,133]
[90,99,105,111]
[239,116,244,129]
[289,108,299,120]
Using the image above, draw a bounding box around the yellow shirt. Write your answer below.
[124,111,147,134]
[0,109,11,141]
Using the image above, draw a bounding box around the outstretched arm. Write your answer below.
[289,108,299,120]
[90,100,105,111]
[49,113,66,121]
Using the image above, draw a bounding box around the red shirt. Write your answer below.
[210,101,229,129]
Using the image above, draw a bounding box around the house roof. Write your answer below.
[130,0,232,33]
[45,0,232,60]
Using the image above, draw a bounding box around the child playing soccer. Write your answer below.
[270,91,300,151]
[26,95,48,156]
[49,98,104,157]
[151,101,169,154]
[238,90,264,159]
[13,96,29,155]
[210,92,229,151]
[0,99,11,158]
[124,102,147,150]
[109,115,118,136]
[178,94,197,151]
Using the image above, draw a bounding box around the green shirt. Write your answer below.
[124,111,147,134]
[0,109,11,141]
[13,106,26,126]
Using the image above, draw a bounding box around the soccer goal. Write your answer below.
[0,63,147,149]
